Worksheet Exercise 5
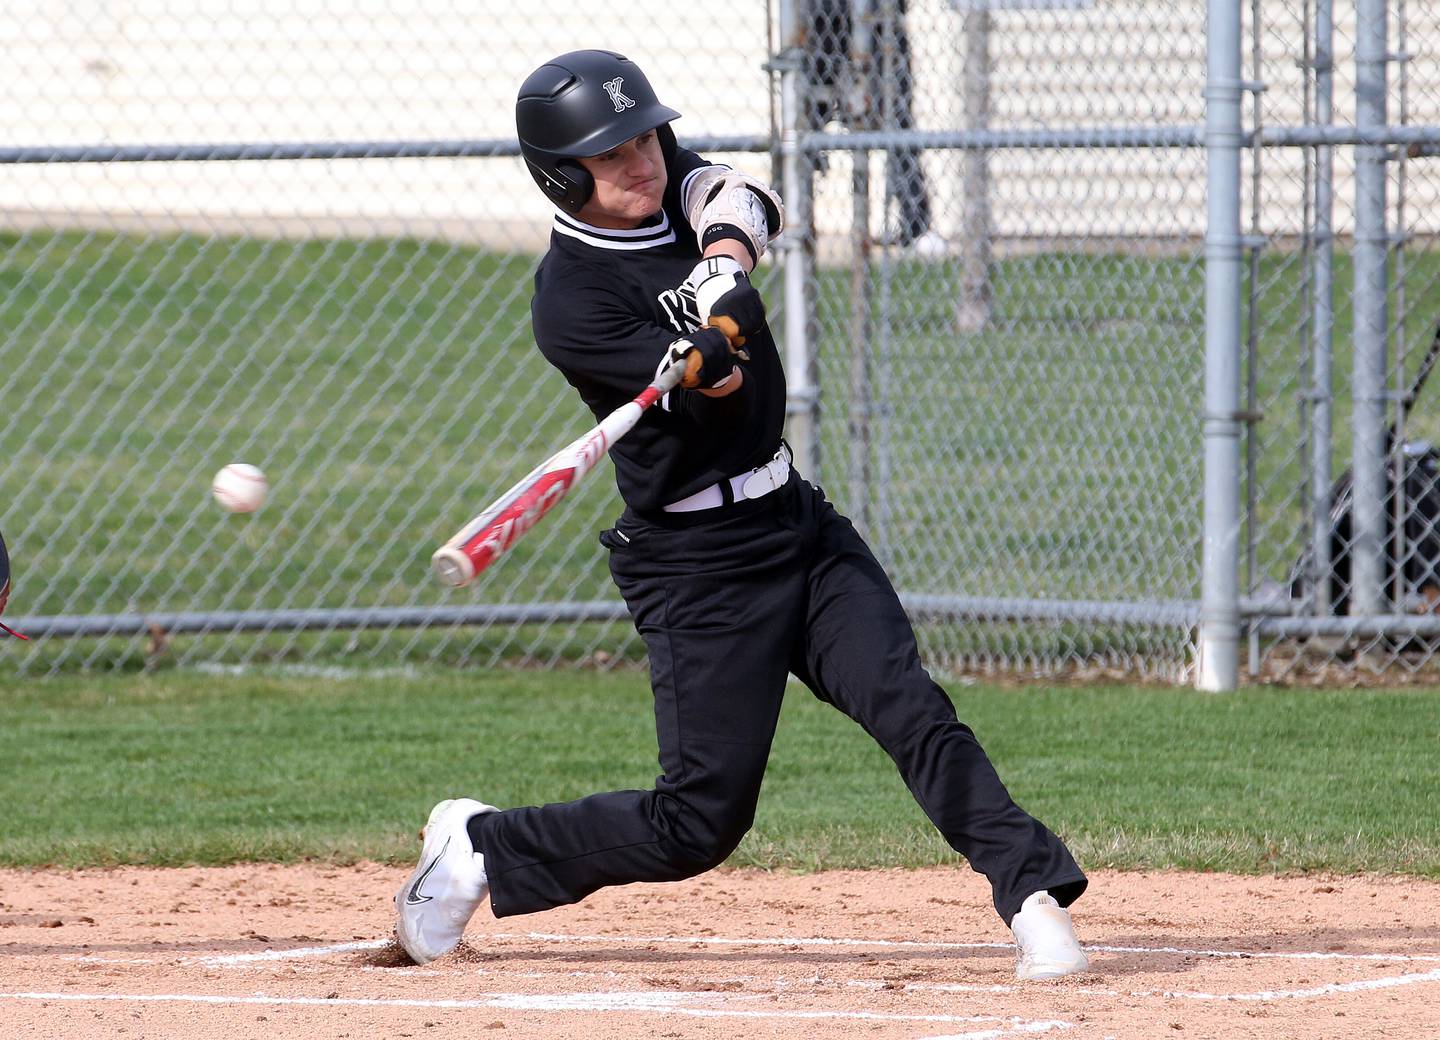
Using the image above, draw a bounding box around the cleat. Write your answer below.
[394,798,498,964]
[1011,890,1089,981]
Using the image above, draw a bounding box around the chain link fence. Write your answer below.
[1236,1,1440,682]
[798,2,1208,681]
[2,1,1438,684]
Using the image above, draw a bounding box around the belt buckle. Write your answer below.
[741,456,789,500]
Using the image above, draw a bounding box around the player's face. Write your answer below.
[576,130,668,228]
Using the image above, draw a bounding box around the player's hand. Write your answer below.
[683,257,766,349]
[669,326,745,390]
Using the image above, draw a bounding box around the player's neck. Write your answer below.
[574,208,662,231]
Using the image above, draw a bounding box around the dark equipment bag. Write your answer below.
[1291,325,1440,616]
[1292,440,1440,615]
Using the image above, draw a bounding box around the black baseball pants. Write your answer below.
[470,475,1086,925]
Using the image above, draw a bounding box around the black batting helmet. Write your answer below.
[516,50,680,215]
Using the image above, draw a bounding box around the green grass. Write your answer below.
[2,670,1437,876]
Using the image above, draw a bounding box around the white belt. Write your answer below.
[663,446,792,513]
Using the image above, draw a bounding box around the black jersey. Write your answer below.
[530,148,786,514]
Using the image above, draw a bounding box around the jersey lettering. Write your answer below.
[657,284,701,335]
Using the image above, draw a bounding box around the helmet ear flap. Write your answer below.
[656,123,678,165]
[524,156,595,213]
[555,159,594,211]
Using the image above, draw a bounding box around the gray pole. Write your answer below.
[1351,0,1390,617]
[958,8,993,332]
[1242,0,1263,675]
[1390,0,1410,609]
[847,0,875,531]
[777,0,820,479]
[875,0,899,563]
[1197,0,1244,691]
[1309,0,1336,617]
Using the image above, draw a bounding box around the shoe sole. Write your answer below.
[1017,952,1089,981]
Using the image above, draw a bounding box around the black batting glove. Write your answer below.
[670,326,742,390]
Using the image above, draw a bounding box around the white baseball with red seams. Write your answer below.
[211,463,268,513]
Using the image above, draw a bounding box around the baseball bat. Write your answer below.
[431,353,689,587]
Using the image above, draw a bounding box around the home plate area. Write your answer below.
[2,864,1438,1039]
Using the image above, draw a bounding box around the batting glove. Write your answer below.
[684,256,767,350]
[669,326,746,390]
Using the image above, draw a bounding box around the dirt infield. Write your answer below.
[2,863,1438,1039]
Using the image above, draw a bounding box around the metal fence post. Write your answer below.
[1309,0,1337,619]
[847,0,875,531]
[958,6,993,332]
[1198,0,1244,692]
[1351,0,1391,619]
[777,0,820,480]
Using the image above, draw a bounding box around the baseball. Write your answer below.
[211,463,268,514]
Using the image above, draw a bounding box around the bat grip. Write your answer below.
[654,352,690,394]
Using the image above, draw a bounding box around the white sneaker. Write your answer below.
[394,798,498,964]
[1011,890,1089,980]
[907,230,950,259]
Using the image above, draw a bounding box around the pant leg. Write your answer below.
[883,5,931,242]
[788,482,1086,925]
[474,503,804,918]
[804,0,851,126]
[888,146,931,244]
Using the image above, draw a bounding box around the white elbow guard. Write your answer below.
[683,167,785,264]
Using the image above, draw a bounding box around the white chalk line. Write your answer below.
[0,989,1070,1032]
[495,930,1440,965]
[62,932,1440,968]
[839,968,1440,1002]
[66,930,1440,972]
[204,939,386,964]
[1144,966,1440,1002]
[1082,941,1440,964]
[51,929,1440,1009]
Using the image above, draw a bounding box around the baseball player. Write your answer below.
[396,49,1089,981]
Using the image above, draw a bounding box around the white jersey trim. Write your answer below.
[652,348,676,412]
[552,209,677,251]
